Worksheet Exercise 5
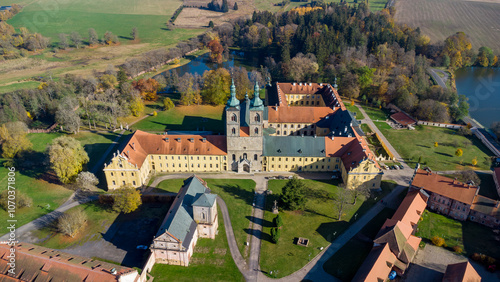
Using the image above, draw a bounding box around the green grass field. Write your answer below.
[74,131,121,170]
[378,124,492,171]
[7,0,188,44]
[361,105,390,121]
[131,105,225,133]
[346,104,365,120]
[260,179,384,278]
[155,178,255,258]
[323,208,395,281]
[150,206,244,281]
[416,210,500,259]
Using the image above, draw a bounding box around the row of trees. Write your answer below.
[0,21,49,59]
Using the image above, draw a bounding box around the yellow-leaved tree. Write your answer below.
[455,148,463,157]
[49,136,89,184]
[0,122,32,159]
[112,186,142,214]
[471,157,478,166]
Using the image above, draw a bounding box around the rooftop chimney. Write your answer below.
[202,138,207,143]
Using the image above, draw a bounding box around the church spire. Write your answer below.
[226,79,240,108]
[250,80,264,110]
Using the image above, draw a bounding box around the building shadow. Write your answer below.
[144,115,224,133]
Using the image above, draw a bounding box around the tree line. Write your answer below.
[204,2,487,123]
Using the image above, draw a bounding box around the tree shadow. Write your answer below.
[100,202,170,268]
[118,36,133,41]
[246,215,273,228]
[245,227,273,243]
[217,184,254,206]
[416,144,430,148]
[141,115,224,133]
[435,152,453,157]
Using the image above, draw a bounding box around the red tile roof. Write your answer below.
[267,106,334,124]
[411,169,478,205]
[443,261,481,282]
[0,243,137,282]
[391,190,428,228]
[390,112,417,126]
[352,244,397,282]
[116,130,227,168]
[338,131,381,171]
[471,195,500,219]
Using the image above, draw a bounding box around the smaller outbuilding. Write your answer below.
[390,112,417,128]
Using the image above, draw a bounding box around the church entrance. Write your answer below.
[243,163,250,172]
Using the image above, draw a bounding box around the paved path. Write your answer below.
[428,68,449,89]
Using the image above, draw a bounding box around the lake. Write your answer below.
[455,67,500,129]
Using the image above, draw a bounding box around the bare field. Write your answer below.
[395,0,500,52]
[175,6,252,27]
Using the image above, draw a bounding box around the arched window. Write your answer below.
[255,114,260,122]
[231,114,237,122]
[254,127,259,134]
[243,153,247,160]
[254,154,258,161]
[277,130,280,135]
[284,131,287,135]
[232,154,236,161]
[231,128,236,135]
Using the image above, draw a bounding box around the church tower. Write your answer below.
[250,81,264,137]
[225,79,240,138]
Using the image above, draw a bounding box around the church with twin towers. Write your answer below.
[103,80,383,190]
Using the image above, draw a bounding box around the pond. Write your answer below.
[455,67,500,129]
[158,50,263,78]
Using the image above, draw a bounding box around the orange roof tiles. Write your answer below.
[267,106,334,124]
[352,244,397,282]
[391,190,428,228]
[118,130,227,168]
[339,131,381,171]
[443,261,481,282]
[406,235,421,252]
[0,243,137,282]
[390,112,417,126]
[411,169,478,205]
[240,127,249,137]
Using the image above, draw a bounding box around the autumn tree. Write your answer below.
[0,190,32,210]
[280,176,307,211]
[76,171,99,190]
[69,31,82,48]
[55,97,81,134]
[129,95,145,116]
[58,33,69,49]
[339,72,360,99]
[442,32,472,69]
[231,66,251,99]
[163,97,175,110]
[453,169,480,186]
[476,46,496,67]
[207,38,224,64]
[289,53,319,82]
[88,28,98,45]
[201,68,231,105]
[49,136,89,184]
[0,122,32,159]
[104,31,119,45]
[335,186,352,221]
[471,157,478,166]
[455,148,463,157]
[112,186,142,214]
[130,27,138,41]
[58,209,87,238]
[99,74,117,90]
[133,78,159,101]
[434,142,438,148]
[178,73,202,105]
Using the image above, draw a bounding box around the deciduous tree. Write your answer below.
[70,31,82,48]
[76,171,99,190]
[112,186,142,214]
[58,209,87,238]
[130,27,138,41]
[88,28,98,45]
[0,122,32,159]
[201,68,231,105]
[455,148,463,157]
[163,97,174,110]
[49,136,89,184]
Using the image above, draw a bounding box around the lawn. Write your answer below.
[150,206,244,282]
[377,124,492,171]
[131,105,225,133]
[259,179,387,278]
[73,131,121,171]
[323,208,395,281]
[154,178,256,258]
[346,104,365,120]
[416,210,500,260]
[361,105,390,121]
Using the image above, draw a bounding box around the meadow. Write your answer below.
[395,0,500,52]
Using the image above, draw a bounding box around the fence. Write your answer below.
[417,121,464,129]
[27,123,58,133]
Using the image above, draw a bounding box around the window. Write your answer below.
[284,131,287,135]
[284,124,287,128]
[122,181,125,185]
[231,114,237,122]
[317,101,320,105]
[112,181,116,185]
[232,154,236,161]
[111,172,114,176]
[121,172,124,176]
[232,128,236,135]
[254,154,258,161]
[243,153,247,160]
[335,165,338,169]
[306,101,309,105]
[291,124,294,128]
[133,181,136,185]
[254,127,259,134]
[277,130,280,135]
[255,114,260,122]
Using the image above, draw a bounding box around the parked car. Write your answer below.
[394,165,399,170]
[390,166,395,170]
[383,165,389,170]
[399,165,404,169]
[331,175,339,179]
[136,245,148,250]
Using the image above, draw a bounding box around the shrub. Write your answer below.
[486,256,496,265]
[163,98,174,111]
[152,111,158,116]
[271,227,281,244]
[57,209,87,238]
[431,236,445,247]
[419,241,426,249]
[274,214,283,228]
[471,253,481,261]
[452,245,463,254]
[0,190,33,210]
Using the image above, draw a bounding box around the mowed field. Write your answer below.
[395,0,500,52]
[7,0,184,44]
